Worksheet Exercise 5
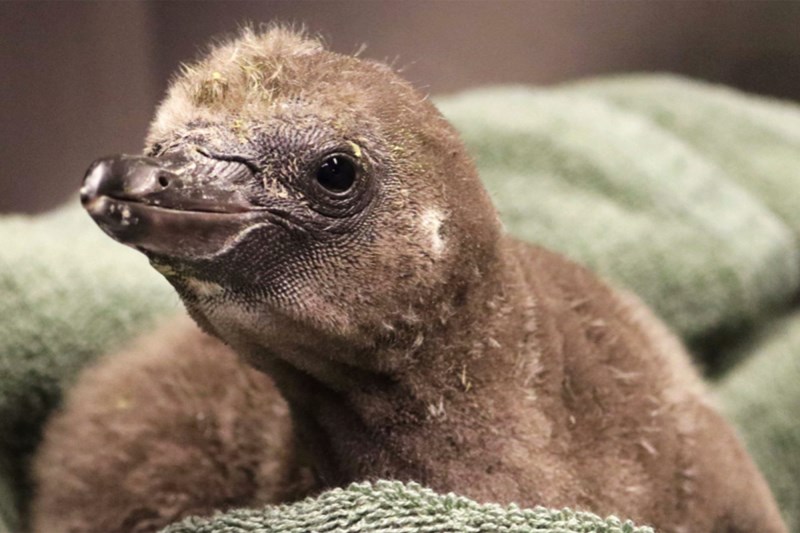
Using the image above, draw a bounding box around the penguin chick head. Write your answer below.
[82,27,500,355]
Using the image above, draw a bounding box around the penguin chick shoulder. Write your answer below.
[78,27,786,532]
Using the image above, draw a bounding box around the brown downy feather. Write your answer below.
[31,316,312,533]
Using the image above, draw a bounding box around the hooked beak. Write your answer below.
[81,153,261,259]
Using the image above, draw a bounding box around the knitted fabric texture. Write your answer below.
[569,75,800,239]
[2,75,800,531]
[163,481,652,533]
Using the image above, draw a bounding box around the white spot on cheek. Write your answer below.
[185,277,224,297]
[421,208,446,257]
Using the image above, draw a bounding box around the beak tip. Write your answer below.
[81,158,113,204]
[79,185,92,206]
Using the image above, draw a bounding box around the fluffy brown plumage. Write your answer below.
[34,26,786,532]
[32,316,310,532]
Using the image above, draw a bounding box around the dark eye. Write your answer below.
[315,154,356,193]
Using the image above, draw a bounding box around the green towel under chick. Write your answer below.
[164,481,653,533]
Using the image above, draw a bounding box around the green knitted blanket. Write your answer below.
[2,75,799,532]
[164,481,651,533]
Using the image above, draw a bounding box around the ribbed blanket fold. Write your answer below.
[163,481,652,533]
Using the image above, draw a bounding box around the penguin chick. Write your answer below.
[78,27,787,532]
[32,315,312,533]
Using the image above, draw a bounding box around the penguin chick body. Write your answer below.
[65,27,785,532]
[32,315,311,533]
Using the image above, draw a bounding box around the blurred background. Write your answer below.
[2,0,799,214]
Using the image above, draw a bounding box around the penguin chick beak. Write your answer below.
[81,153,262,259]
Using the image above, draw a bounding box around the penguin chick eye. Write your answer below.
[315,154,357,193]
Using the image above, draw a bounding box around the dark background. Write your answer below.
[3,1,800,214]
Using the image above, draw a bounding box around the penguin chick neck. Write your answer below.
[222,240,532,489]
